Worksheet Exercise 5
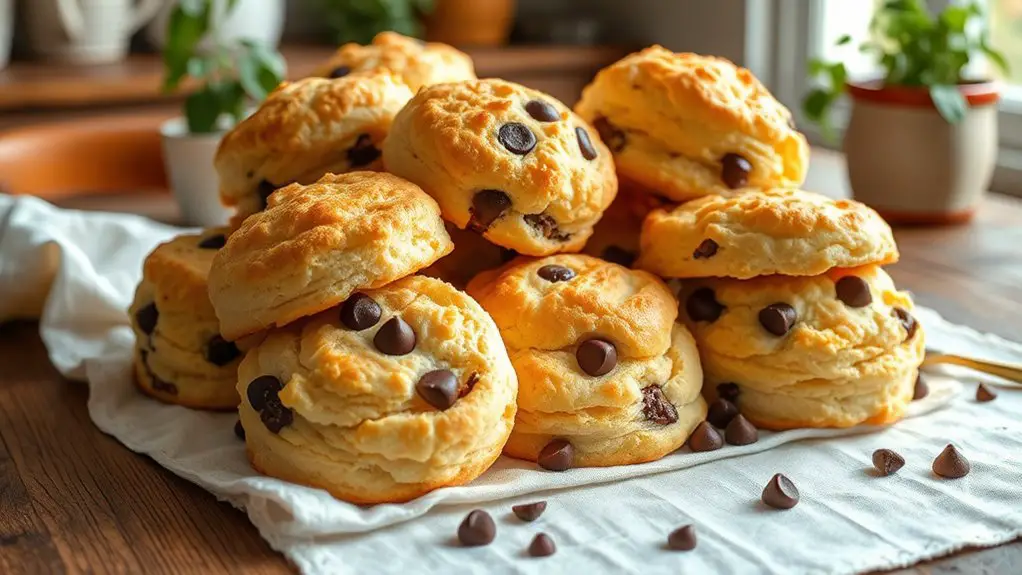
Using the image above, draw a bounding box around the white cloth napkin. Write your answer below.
[2,193,1020,575]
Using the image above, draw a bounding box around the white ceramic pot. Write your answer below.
[160,118,231,227]
[843,81,999,224]
[23,0,162,64]
[0,0,12,70]
[147,0,286,50]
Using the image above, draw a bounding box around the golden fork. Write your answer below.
[924,353,1022,385]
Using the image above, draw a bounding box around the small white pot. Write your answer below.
[843,81,999,224]
[160,117,232,228]
[23,0,162,64]
[0,0,12,70]
[147,0,286,50]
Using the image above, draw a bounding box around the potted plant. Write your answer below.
[147,0,287,51]
[321,0,435,45]
[160,0,286,227]
[803,0,1008,224]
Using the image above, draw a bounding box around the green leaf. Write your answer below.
[930,85,968,124]
[238,43,286,102]
[186,56,211,79]
[835,34,853,46]
[939,7,970,34]
[802,88,832,123]
[216,81,246,125]
[162,4,208,93]
[981,40,1010,76]
[185,86,222,133]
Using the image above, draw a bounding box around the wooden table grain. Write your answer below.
[2,151,1021,574]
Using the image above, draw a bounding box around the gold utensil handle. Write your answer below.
[924,353,1022,385]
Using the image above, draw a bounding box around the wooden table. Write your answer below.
[1,151,1021,574]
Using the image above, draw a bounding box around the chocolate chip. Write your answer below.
[135,302,158,335]
[706,398,739,429]
[642,385,678,425]
[538,439,574,471]
[512,501,547,522]
[260,397,293,434]
[913,374,929,400]
[198,234,226,250]
[688,421,723,452]
[234,419,246,440]
[528,533,556,557]
[524,213,571,241]
[693,239,718,259]
[932,444,970,478]
[761,473,799,509]
[575,127,598,160]
[835,276,872,308]
[257,180,276,210]
[725,414,758,446]
[416,369,459,411]
[205,335,241,366]
[247,375,282,411]
[457,510,496,546]
[592,117,625,152]
[525,100,559,122]
[717,383,740,402]
[721,153,752,189]
[329,65,351,78]
[340,293,382,331]
[872,448,905,476]
[892,307,918,341]
[151,375,179,396]
[498,122,536,155]
[537,264,575,283]
[602,246,636,268]
[576,339,617,376]
[759,303,797,336]
[347,134,381,167]
[469,189,512,232]
[686,288,724,322]
[373,317,416,356]
[667,525,697,551]
[976,383,998,402]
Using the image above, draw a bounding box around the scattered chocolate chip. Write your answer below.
[151,375,179,396]
[601,246,636,268]
[688,421,723,452]
[247,375,282,411]
[524,213,571,241]
[721,153,752,189]
[234,419,246,440]
[892,307,918,341]
[538,439,574,471]
[667,525,697,551]
[693,239,718,259]
[913,374,929,400]
[528,533,556,557]
[642,385,678,425]
[762,474,799,509]
[835,276,872,308]
[260,398,294,434]
[576,339,617,376]
[329,65,351,78]
[932,444,970,478]
[872,449,905,476]
[469,189,512,232]
[759,303,797,336]
[458,510,496,546]
[512,501,547,522]
[976,383,998,402]
[725,414,758,446]
[575,127,598,160]
[198,234,226,250]
[706,398,739,429]
[347,134,381,167]
[537,264,575,283]
[373,317,416,356]
[205,335,241,366]
[686,288,724,323]
[257,180,276,210]
[592,117,626,152]
[525,100,559,122]
[498,122,537,155]
[340,293,382,331]
[717,383,740,402]
[416,369,459,410]
[135,302,158,335]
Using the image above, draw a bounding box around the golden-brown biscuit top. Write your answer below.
[466,254,677,358]
[312,31,476,91]
[638,189,899,279]
[143,228,229,314]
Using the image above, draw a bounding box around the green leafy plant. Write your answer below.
[803,0,1009,140]
[321,0,435,45]
[162,0,287,134]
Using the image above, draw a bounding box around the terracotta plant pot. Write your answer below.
[425,0,515,47]
[842,80,999,225]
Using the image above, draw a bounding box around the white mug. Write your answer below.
[23,0,162,64]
